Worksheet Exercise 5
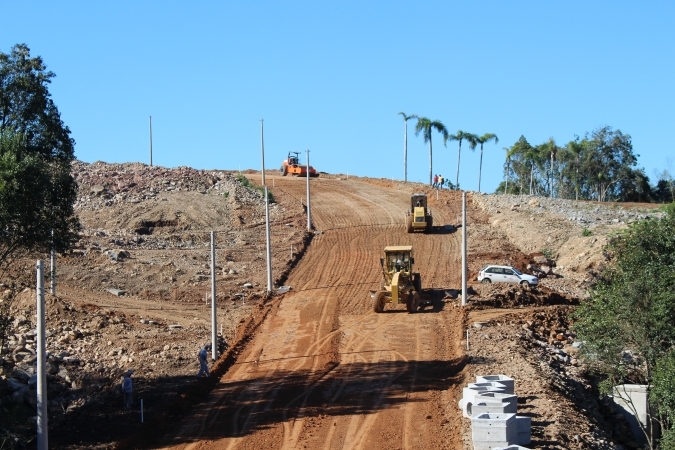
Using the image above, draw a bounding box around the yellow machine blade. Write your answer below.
[391,272,400,304]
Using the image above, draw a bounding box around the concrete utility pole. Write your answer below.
[264,187,273,293]
[461,192,467,306]
[50,248,56,296]
[149,116,153,167]
[306,149,312,231]
[210,232,218,361]
[403,119,408,183]
[50,229,56,296]
[260,119,266,186]
[36,260,48,450]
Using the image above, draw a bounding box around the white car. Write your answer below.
[477,265,539,287]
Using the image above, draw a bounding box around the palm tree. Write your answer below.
[475,133,499,193]
[398,112,415,182]
[414,117,448,185]
[447,130,475,190]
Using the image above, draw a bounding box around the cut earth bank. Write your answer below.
[0,162,663,449]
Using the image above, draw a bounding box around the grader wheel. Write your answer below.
[406,292,420,314]
[412,273,422,294]
[373,291,387,313]
[406,215,413,233]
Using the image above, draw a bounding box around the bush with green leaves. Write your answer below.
[582,228,592,237]
[574,206,675,448]
[235,174,275,203]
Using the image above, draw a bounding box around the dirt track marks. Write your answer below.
[164,176,465,450]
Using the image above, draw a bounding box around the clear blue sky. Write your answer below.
[2,1,674,193]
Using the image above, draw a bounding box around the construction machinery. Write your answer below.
[371,245,422,313]
[406,193,432,233]
[280,152,319,177]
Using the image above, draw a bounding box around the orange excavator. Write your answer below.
[280,152,319,177]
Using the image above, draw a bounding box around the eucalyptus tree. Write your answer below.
[475,133,499,193]
[539,138,559,198]
[565,138,585,200]
[503,147,510,194]
[447,130,475,190]
[583,127,637,202]
[414,116,448,185]
[398,112,415,182]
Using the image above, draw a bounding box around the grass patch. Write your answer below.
[540,248,554,259]
[582,228,592,237]
[235,174,275,203]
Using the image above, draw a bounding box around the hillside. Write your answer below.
[1,162,664,449]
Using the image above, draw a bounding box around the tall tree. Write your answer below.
[564,138,584,200]
[582,127,638,201]
[503,147,510,194]
[447,131,479,190]
[414,116,448,185]
[538,138,559,198]
[398,112,415,183]
[0,44,79,267]
[475,133,499,193]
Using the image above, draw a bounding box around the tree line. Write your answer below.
[397,113,673,203]
[498,127,674,203]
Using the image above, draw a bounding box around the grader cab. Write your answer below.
[371,245,422,313]
[406,193,432,233]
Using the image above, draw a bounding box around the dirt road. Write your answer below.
[164,176,467,450]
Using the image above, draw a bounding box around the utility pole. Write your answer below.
[265,187,273,293]
[50,248,55,296]
[149,116,153,167]
[403,118,408,182]
[260,119,266,186]
[306,149,312,231]
[50,229,55,296]
[210,232,218,361]
[461,192,467,306]
[36,260,48,450]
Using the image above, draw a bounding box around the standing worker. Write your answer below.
[122,369,133,409]
[433,174,438,188]
[197,344,210,378]
[439,174,444,190]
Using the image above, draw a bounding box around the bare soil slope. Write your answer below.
[163,175,469,450]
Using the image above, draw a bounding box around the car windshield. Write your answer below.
[511,268,522,275]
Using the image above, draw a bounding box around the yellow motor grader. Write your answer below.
[371,245,422,313]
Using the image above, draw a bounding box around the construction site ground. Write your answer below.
[1,162,665,449]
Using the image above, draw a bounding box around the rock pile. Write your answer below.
[71,161,262,212]
[474,193,664,226]
[0,292,228,440]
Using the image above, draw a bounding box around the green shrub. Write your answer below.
[582,228,592,237]
[235,175,275,203]
[540,248,554,259]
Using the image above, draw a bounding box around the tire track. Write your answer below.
[163,177,466,450]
